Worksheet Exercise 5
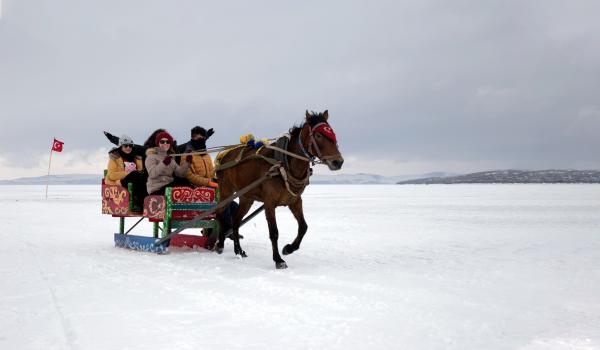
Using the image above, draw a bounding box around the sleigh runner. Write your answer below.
[102,175,219,253]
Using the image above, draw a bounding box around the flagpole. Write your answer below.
[46,139,54,199]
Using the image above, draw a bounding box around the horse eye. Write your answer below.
[315,133,322,139]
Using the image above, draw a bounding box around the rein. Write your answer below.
[169,139,276,157]
[264,144,311,162]
[172,121,339,164]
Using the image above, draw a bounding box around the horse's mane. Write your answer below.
[289,111,328,137]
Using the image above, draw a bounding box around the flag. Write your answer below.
[52,138,64,152]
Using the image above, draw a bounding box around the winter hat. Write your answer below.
[118,135,134,147]
[155,131,174,146]
[191,126,214,139]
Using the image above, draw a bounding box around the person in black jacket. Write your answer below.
[176,126,215,154]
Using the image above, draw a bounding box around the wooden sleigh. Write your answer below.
[101,176,219,254]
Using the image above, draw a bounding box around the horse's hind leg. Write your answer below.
[282,197,307,256]
[214,212,226,254]
[265,204,287,269]
[214,187,233,254]
[231,197,253,258]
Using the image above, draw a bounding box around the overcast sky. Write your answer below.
[1,0,599,179]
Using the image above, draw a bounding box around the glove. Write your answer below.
[207,181,219,188]
[185,155,193,163]
[163,156,172,165]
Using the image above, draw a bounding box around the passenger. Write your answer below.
[184,126,219,188]
[104,129,169,167]
[182,126,239,245]
[104,135,147,212]
[145,131,192,195]
[103,131,145,159]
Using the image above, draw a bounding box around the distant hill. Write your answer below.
[0,172,458,185]
[0,174,101,185]
[397,170,600,184]
[310,172,456,184]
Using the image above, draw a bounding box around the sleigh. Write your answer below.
[101,177,219,253]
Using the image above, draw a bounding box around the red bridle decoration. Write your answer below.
[312,123,337,144]
[297,121,341,164]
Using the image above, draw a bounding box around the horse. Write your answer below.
[215,110,344,269]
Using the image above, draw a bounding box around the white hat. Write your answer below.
[119,135,134,147]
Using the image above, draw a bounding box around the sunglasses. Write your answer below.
[159,140,171,145]
[122,144,133,148]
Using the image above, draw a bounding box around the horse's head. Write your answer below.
[301,110,344,171]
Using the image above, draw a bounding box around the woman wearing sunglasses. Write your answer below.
[105,135,147,212]
[145,131,192,195]
[104,128,171,168]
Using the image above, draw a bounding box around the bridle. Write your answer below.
[296,122,340,165]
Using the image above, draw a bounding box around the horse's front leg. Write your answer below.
[282,197,307,256]
[265,204,287,269]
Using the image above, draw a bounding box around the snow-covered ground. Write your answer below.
[1,184,599,350]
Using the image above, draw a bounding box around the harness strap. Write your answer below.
[264,144,311,162]
[215,149,280,172]
[154,164,280,246]
[297,131,316,164]
[278,166,310,197]
[170,139,276,157]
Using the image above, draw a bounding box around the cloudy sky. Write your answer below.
[1,0,599,179]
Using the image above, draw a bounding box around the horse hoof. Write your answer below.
[240,251,247,258]
[275,261,288,269]
[215,246,224,254]
[205,241,216,251]
[282,244,294,255]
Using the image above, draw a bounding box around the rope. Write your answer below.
[264,144,311,162]
[215,153,279,172]
[171,140,311,163]
[169,139,276,157]
[278,167,309,197]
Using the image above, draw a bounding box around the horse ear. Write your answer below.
[305,110,310,120]
[323,110,329,121]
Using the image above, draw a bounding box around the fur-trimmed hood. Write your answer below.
[109,147,141,161]
[145,147,175,157]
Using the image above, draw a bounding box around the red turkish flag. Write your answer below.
[51,138,64,152]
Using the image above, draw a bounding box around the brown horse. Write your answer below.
[215,110,344,269]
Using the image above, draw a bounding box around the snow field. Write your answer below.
[0,184,599,350]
